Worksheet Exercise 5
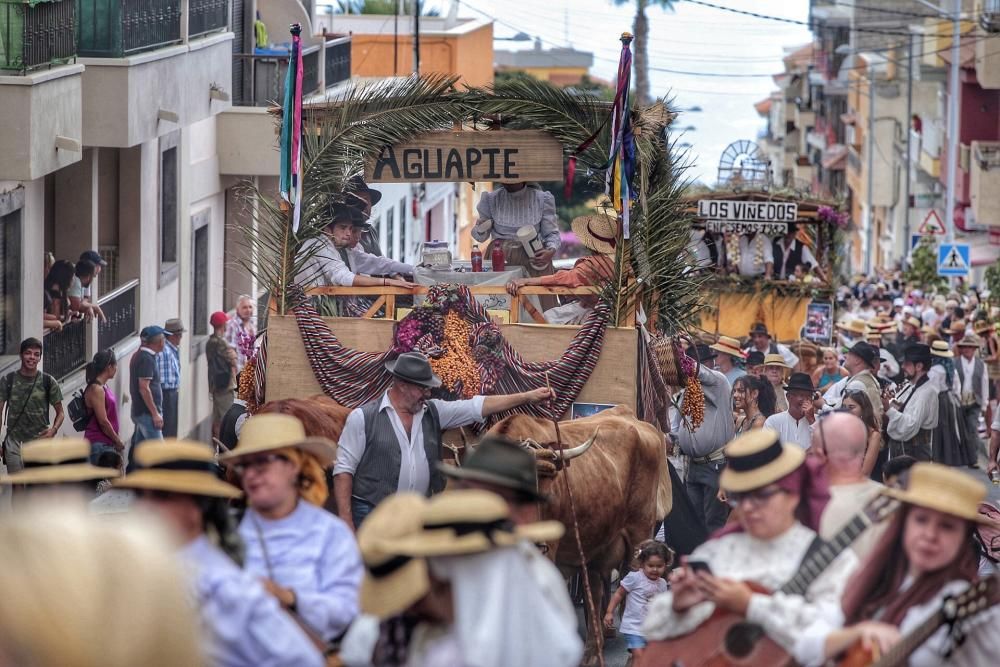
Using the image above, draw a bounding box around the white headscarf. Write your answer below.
[427,542,582,667]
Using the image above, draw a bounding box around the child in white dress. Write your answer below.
[604,541,672,662]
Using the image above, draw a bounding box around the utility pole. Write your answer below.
[865,65,876,274]
[413,0,421,75]
[902,33,914,262]
[943,0,961,244]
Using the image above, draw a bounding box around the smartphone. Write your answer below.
[687,560,713,575]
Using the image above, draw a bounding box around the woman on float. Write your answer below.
[793,462,1000,666]
[643,430,857,653]
[222,413,363,644]
[117,438,324,666]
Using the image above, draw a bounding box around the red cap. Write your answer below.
[210,311,229,327]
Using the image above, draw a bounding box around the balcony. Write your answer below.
[44,319,87,380]
[97,278,138,350]
[77,0,182,58]
[795,105,815,129]
[971,140,1000,227]
[0,0,76,73]
[189,0,227,38]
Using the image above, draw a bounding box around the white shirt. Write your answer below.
[959,355,989,407]
[737,234,774,276]
[819,480,886,561]
[297,236,413,287]
[886,377,939,441]
[335,393,486,495]
[774,238,818,279]
[643,523,857,652]
[763,412,813,449]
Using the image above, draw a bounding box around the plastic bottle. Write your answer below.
[471,244,483,272]
[491,243,505,272]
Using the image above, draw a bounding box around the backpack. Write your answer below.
[67,386,91,432]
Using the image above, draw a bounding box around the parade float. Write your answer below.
[236,34,710,430]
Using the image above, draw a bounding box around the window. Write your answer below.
[159,133,180,285]
[192,211,210,338]
[0,208,21,357]
[398,197,407,263]
[385,206,395,259]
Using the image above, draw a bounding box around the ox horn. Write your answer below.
[558,427,599,461]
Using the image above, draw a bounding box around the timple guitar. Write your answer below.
[638,495,899,667]
[836,575,1000,667]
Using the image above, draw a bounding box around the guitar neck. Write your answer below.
[871,610,944,667]
[780,515,867,596]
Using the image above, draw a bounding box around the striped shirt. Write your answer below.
[472,186,561,250]
[156,340,181,390]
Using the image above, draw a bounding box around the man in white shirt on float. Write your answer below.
[764,372,817,448]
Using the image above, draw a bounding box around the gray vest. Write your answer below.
[352,398,444,506]
[955,357,986,406]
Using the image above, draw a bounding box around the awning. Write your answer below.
[822,143,848,170]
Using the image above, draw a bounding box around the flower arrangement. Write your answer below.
[817,205,850,230]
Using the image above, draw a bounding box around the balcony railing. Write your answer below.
[97,278,138,350]
[189,0,226,37]
[0,0,77,73]
[44,319,87,380]
[235,43,321,106]
[324,35,350,88]
[77,0,182,58]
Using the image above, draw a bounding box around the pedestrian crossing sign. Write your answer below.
[918,210,946,235]
[937,243,970,277]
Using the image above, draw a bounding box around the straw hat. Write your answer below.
[220,413,336,467]
[974,320,995,335]
[930,340,954,358]
[357,493,431,620]
[0,438,119,486]
[790,340,818,357]
[710,336,746,360]
[571,214,619,255]
[763,353,790,369]
[387,489,564,557]
[883,463,993,523]
[838,319,867,335]
[720,430,805,493]
[955,334,981,349]
[904,316,922,329]
[113,439,241,499]
[920,324,937,336]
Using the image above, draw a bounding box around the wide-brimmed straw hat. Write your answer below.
[384,352,441,389]
[763,353,790,369]
[439,435,546,502]
[904,316,922,329]
[357,493,431,619]
[930,340,954,358]
[114,439,241,498]
[0,438,119,486]
[386,489,564,557]
[955,334,981,349]
[790,340,818,357]
[720,429,805,493]
[220,413,337,467]
[571,213,619,255]
[710,335,746,360]
[838,319,867,335]
[974,320,995,335]
[883,463,993,524]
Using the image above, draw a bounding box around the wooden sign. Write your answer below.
[365,130,565,183]
[696,199,798,222]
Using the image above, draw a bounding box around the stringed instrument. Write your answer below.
[836,575,1000,667]
[638,495,899,667]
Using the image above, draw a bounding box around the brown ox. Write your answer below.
[485,405,672,665]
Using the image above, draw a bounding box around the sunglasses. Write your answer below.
[725,485,787,509]
[232,453,290,476]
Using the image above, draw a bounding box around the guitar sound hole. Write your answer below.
[724,622,766,658]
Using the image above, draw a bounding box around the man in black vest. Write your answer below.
[332,352,553,530]
[772,222,820,280]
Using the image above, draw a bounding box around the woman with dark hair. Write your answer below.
[43,259,75,321]
[732,375,776,435]
[793,463,998,667]
[84,349,124,462]
[841,390,881,477]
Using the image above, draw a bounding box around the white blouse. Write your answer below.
[794,578,1000,667]
[642,523,858,652]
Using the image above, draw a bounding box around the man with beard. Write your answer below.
[882,344,938,461]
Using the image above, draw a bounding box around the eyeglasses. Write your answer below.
[232,453,289,476]
[725,485,787,509]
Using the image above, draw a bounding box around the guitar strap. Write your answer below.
[781,535,827,596]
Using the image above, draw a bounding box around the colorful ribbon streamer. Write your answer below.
[279,23,305,233]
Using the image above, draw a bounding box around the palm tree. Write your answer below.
[612,0,676,105]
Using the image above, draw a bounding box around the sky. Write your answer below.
[439,0,813,184]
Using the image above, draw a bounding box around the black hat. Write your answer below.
[385,352,442,388]
[783,372,816,393]
[327,201,372,231]
[685,343,718,363]
[748,322,771,338]
[439,435,545,502]
[79,250,107,267]
[903,343,933,366]
[347,175,383,205]
[846,341,879,369]
[745,350,765,366]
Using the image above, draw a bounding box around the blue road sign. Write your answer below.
[937,243,970,277]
